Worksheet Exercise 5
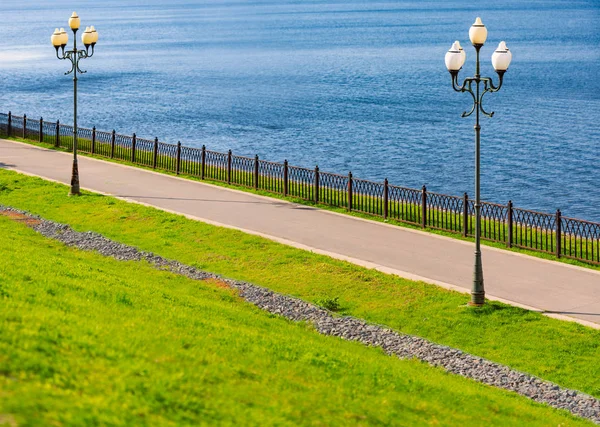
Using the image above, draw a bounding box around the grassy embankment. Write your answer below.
[1,169,599,401]
[4,216,593,425]
[5,134,599,270]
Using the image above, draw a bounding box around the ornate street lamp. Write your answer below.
[445,17,512,306]
[51,12,99,196]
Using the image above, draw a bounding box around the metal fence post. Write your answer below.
[110,130,116,158]
[283,159,289,197]
[55,120,60,147]
[153,137,158,169]
[39,117,43,143]
[23,114,27,139]
[131,133,136,163]
[201,145,206,179]
[227,150,232,184]
[507,200,513,248]
[7,111,11,137]
[254,155,259,190]
[556,209,562,258]
[176,141,181,175]
[91,126,96,154]
[383,178,388,219]
[421,185,427,228]
[348,171,353,211]
[314,165,320,203]
[463,193,469,236]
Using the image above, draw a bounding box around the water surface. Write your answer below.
[1,0,599,220]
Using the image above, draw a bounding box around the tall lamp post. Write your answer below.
[51,12,98,196]
[445,17,512,306]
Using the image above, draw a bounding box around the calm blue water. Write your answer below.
[1,0,599,221]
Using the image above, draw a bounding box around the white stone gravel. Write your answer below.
[2,204,599,424]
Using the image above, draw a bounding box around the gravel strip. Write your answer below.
[2,204,599,424]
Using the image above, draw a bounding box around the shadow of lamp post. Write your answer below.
[51,12,98,196]
[445,17,512,306]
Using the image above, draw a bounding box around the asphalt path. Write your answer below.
[1,138,598,328]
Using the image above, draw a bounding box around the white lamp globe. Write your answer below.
[455,40,467,68]
[445,42,463,71]
[51,28,62,47]
[90,26,98,43]
[59,28,68,46]
[469,17,488,45]
[491,41,512,71]
[82,27,94,46]
[69,12,81,30]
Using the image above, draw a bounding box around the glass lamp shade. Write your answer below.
[69,12,80,30]
[51,28,62,47]
[455,40,467,68]
[90,26,98,43]
[491,41,512,71]
[82,27,94,46]
[469,17,487,45]
[445,42,463,71]
[59,28,68,46]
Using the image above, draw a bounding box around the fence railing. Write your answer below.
[1,110,599,265]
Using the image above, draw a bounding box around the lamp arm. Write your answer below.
[479,89,495,118]
[75,50,92,74]
[78,44,95,60]
[478,72,506,118]
[74,55,87,74]
[479,80,496,118]
[451,76,477,118]
[481,72,504,92]
[55,46,68,60]
[461,85,477,118]
[56,45,95,75]
[62,51,77,75]
[64,60,76,76]
[450,72,471,92]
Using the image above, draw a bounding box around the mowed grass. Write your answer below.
[1,217,592,426]
[1,169,599,401]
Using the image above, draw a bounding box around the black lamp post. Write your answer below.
[445,17,512,306]
[51,12,98,196]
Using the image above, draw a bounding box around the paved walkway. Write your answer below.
[1,139,599,327]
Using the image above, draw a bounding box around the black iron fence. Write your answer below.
[1,111,599,265]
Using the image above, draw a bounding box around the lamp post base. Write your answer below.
[468,297,485,307]
[469,250,485,306]
[69,159,81,196]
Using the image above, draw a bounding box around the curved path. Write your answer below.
[1,138,599,327]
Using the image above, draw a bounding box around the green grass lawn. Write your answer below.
[1,216,592,426]
[1,169,599,402]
